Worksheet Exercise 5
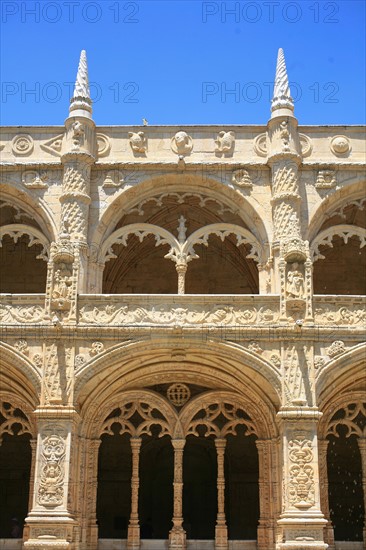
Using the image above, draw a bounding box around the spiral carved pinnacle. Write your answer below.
[272,48,294,112]
[69,50,92,114]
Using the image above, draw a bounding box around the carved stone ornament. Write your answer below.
[286,263,305,300]
[129,131,147,153]
[330,135,351,155]
[102,169,125,189]
[288,438,315,508]
[167,383,191,407]
[51,263,73,311]
[325,340,346,358]
[89,341,104,357]
[270,353,281,368]
[40,134,64,157]
[22,170,48,189]
[0,401,32,442]
[232,169,252,188]
[282,238,309,262]
[315,169,337,189]
[14,339,29,356]
[299,134,313,157]
[11,134,34,156]
[96,133,111,157]
[253,133,267,157]
[314,356,325,371]
[37,432,66,507]
[247,341,263,355]
[71,121,85,150]
[171,131,193,155]
[215,131,235,154]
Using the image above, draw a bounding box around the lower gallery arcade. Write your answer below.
[1,356,365,550]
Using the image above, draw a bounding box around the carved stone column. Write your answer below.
[215,438,228,550]
[356,437,366,548]
[169,439,186,550]
[318,438,335,550]
[276,409,327,549]
[24,408,80,550]
[127,437,142,550]
[176,263,187,295]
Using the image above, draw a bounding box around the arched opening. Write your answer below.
[103,236,177,294]
[225,429,259,540]
[0,402,32,539]
[183,435,217,539]
[313,235,366,295]
[139,434,173,539]
[325,402,366,543]
[327,430,364,541]
[97,429,132,539]
[0,234,47,293]
[100,193,261,295]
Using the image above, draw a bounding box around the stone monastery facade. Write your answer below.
[0,49,365,550]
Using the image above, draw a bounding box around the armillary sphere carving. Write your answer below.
[186,400,257,439]
[100,220,264,266]
[100,400,172,438]
[326,401,366,438]
[311,224,366,262]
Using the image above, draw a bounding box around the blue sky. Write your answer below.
[1,0,365,126]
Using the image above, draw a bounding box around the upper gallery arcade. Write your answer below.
[0,49,365,550]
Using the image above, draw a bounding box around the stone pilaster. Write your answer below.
[256,439,277,550]
[356,437,366,549]
[276,408,327,549]
[24,408,80,550]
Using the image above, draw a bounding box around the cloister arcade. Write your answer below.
[0,49,365,550]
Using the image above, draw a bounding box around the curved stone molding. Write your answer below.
[330,135,351,156]
[310,224,366,262]
[11,134,34,156]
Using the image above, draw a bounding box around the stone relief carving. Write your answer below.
[102,169,125,189]
[247,341,263,355]
[288,438,315,508]
[89,341,104,356]
[171,131,193,155]
[11,134,34,156]
[215,131,235,155]
[129,131,147,153]
[327,402,366,438]
[314,304,366,326]
[187,401,256,439]
[22,170,48,189]
[40,134,64,156]
[286,263,305,300]
[299,134,313,157]
[71,121,85,150]
[38,431,66,507]
[43,342,62,405]
[315,170,337,189]
[311,225,366,262]
[325,340,346,358]
[79,302,280,326]
[280,121,290,152]
[96,133,111,157]
[127,192,234,217]
[270,353,281,369]
[253,133,267,157]
[167,383,191,407]
[232,169,252,189]
[330,135,351,155]
[0,303,45,324]
[284,345,307,406]
[51,263,73,311]
[101,400,171,438]
[14,339,29,356]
